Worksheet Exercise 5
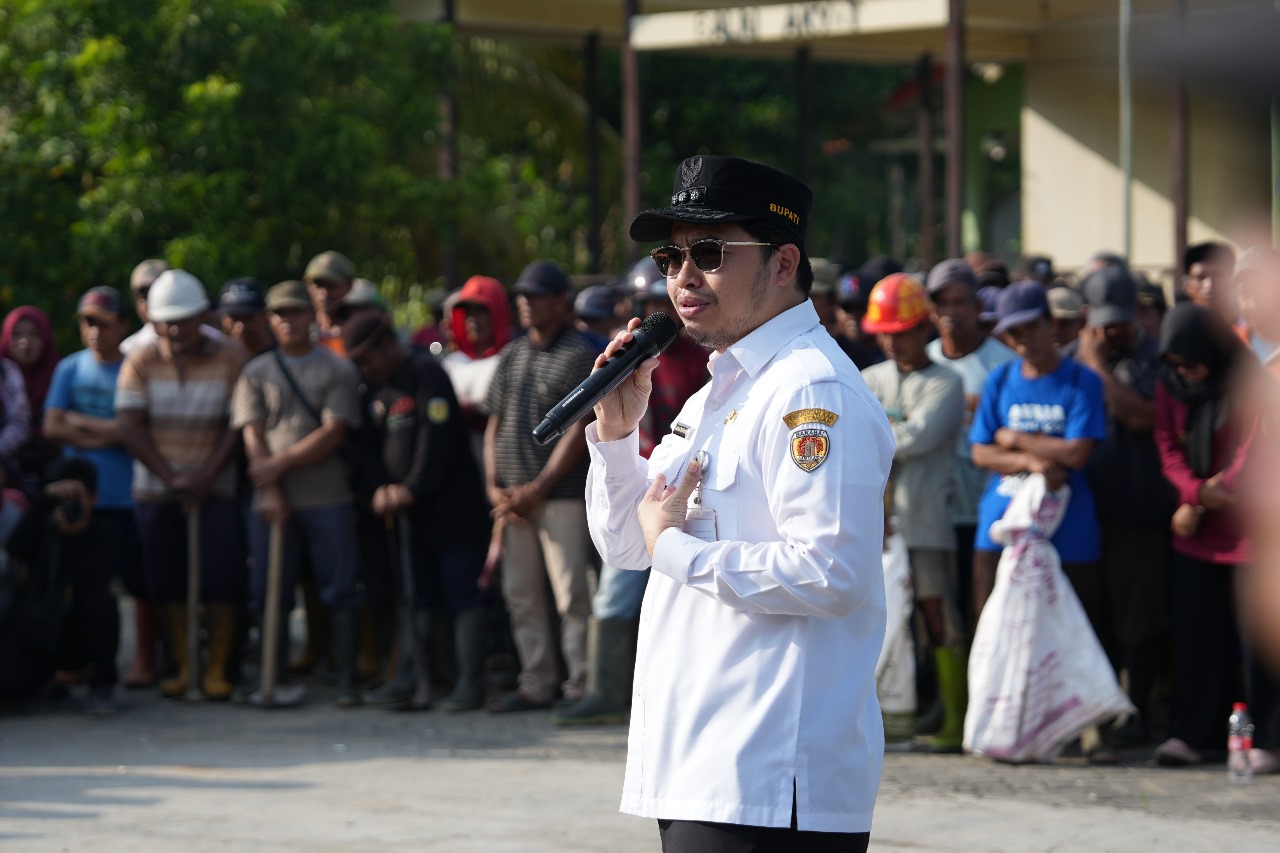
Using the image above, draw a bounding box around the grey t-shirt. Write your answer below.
[862,360,966,550]
[925,335,1017,526]
[231,346,361,510]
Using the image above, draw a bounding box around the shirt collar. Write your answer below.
[707,300,822,378]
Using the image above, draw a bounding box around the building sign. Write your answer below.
[631,0,948,51]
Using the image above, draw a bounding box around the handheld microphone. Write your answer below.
[532,312,680,445]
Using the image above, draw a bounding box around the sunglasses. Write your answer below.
[650,238,778,277]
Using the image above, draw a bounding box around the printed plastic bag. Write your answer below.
[964,474,1133,762]
[876,527,916,743]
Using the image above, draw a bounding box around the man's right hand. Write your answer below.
[592,318,661,443]
[257,485,290,525]
[1026,454,1067,491]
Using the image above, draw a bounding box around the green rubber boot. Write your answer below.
[924,646,967,754]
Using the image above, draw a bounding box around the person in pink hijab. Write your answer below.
[1,307,60,494]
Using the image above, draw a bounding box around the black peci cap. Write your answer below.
[630,155,813,248]
[220,277,266,316]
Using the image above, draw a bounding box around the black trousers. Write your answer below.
[1170,552,1280,751]
[658,790,870,853]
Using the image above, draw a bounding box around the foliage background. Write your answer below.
[0,0,911,346]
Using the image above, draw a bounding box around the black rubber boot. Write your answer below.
[438,608,487,712]
[332,609,362,708]
[552,618,637,726]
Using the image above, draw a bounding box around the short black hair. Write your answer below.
[1183,241,1236,275]
[740,220,814,297]
[44,457,98,494]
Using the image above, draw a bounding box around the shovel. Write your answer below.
[392,511,431,711]
[185,504,203,701]
[250,519,305,708]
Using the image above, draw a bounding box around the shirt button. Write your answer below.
[797,342,809,349]
[711,401,721,411]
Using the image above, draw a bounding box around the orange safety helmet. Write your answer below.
[861,273,932,334]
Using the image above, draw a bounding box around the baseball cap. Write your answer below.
[977,285,1002,323]
[628,257,667,300]
[333,279,388,319]
[630,155,813,249]
[1081,265,1137,326]
[1047,286,1085,320]
[304,250,354,283]
[1020,255,1055,283]
[574,285,617,321]
[342,311,394,360]
[130,259,170,293]
[859,255,903,286]
[925,258,978,296]
[220,277,266,316]
[837,273,869,308]
[77,286,125,321]
[514,260,572,297]
[992,280,1050,335]
[977,262,1010,289]
[265,280,313,313]
[1135,276,1168,311]
[809,259,839,297]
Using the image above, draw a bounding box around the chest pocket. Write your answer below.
[691,443,739,542]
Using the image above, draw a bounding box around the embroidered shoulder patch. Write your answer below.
[783,408,839,429]
[790,428,830,472]
[427,397,450,425]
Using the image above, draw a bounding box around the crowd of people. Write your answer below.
[0,235,1277,775]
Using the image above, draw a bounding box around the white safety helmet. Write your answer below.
[147,269,209,323]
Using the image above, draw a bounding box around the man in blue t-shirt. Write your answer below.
[970,281,1107,609]
[970,281,1112,763]
[44,286,155,688]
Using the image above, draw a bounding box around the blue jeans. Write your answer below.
[592,561,649,621]
[249,504,362,614]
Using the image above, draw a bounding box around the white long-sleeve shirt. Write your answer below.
[585,300,893,832]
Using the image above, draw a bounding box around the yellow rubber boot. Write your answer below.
[159,604,190,699]
[202,603,237,700]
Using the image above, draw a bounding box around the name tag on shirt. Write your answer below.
[683,507,719,542]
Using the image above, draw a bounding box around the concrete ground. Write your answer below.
[3,682,1280,852]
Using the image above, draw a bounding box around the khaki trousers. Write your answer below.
[500,499,594,703]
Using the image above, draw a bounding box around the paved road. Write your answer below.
[3,684,1280,851]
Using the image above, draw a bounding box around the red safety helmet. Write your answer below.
[861,273,932,334]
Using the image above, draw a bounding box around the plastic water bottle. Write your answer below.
[1228,702,1254,784]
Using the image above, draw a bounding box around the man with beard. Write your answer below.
[586,155,892,850]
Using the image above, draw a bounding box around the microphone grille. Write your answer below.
[639,311,680,352]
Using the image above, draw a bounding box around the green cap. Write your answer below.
[265,280,313,312]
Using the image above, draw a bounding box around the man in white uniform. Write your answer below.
[585,155,893,851]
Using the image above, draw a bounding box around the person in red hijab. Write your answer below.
[441,276,514,465]
[1,307,60,494]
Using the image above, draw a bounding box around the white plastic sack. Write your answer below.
[876,529,915,720]
[964,474,1133,763]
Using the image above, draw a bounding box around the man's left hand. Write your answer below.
[373,483,415,516]
[249,454,288,489]
[638,458,701,556]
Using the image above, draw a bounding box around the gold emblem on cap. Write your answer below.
[783,408,838,429]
